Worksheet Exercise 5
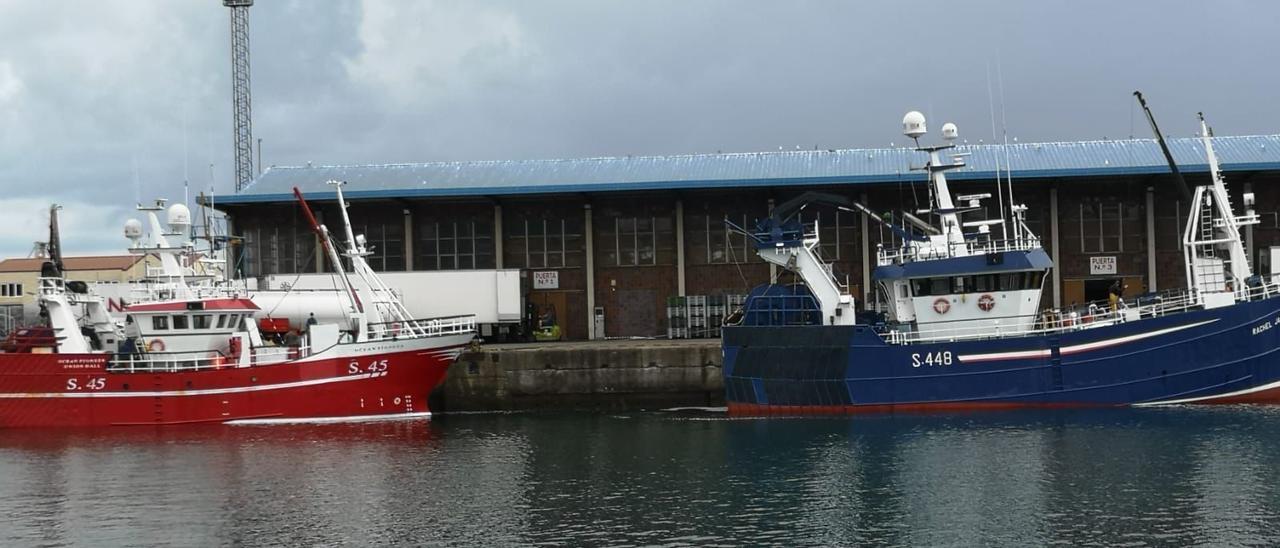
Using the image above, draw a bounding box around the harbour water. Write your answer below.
[4,407,1280,546]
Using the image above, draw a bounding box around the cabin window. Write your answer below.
[998,274,1018,291]
[929,278,949,295]
[216,314,227,329]
[152,316,169,330]
[172,315,189,330]
[194,315,212,329]
[898,284,908,299]
[1027,272,1044,288]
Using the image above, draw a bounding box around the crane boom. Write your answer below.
[1134,91,1193,202]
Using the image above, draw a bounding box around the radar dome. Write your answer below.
[166,203,191,229]
[941,122,958,141]
[124,218,143,241]
[902,111,927,139]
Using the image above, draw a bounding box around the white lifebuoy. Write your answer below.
[147,339,166,352]
[933,298,951,315]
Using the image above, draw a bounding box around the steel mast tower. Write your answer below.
[225,0,254,192]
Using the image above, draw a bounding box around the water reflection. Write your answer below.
[3,408,1280,546]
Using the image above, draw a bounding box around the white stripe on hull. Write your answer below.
[225,411,432,425]
[1134,379,1280,406]
[0,370,384,399]
[958,319,1218,363]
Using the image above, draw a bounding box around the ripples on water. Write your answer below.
[4,406,1280,546]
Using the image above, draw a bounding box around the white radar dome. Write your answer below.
[941,122,958,141]
[166,203,191,229]
[124,218,143,241]
[902,111,927,139]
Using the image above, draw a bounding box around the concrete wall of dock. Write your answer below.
[432,340,724,411]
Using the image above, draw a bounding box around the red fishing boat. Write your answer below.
[0,183,475,427]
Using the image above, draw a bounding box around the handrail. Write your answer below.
[108,349,239,373]
[366,314,476,341]
[877,237,1042,265]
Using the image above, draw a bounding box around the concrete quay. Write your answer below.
[432,339,724,411]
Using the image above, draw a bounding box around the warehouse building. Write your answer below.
[0,254,155,334]
[210,135,1280,340]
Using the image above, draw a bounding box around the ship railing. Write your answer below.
[108,349,240,373]
[365,315,476,341]
[876,237,1042,266]
[736,294,823,327]
[126,282,236,305]
[109,343,318,372]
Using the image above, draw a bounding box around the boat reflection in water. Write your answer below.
[3,408,1280,545]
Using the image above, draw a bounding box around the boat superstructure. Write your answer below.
[722,102,1280,413]
[0,183,475,427]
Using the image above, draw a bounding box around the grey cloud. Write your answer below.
[0,0,1275,257]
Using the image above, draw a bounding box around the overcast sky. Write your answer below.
[0,0,1275,258]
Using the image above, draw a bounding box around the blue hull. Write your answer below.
[722,295,1280,413]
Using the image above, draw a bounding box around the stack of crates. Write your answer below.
[686,295,707,338]
[666,296,688,339]
[706,295,727,338]
[665,294,751,339]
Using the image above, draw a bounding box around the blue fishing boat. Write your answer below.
[722,104,1280,414]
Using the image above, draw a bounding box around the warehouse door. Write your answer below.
[1061,276,1144,308]
[613,289,658,338]
[530,290,568,341]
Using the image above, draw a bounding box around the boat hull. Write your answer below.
[0,335,471,427]
[722,295,1280,415]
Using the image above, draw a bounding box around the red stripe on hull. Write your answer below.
[0,344,466,427]
[727,401,1114,416]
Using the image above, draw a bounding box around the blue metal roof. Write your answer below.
[212,135,1280,205]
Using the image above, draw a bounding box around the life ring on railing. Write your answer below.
[390,322,402,336]
[933,298,951,315]
[147,339,165,352]
[978,294,996,312]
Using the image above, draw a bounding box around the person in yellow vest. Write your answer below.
[1108,280,1123,312]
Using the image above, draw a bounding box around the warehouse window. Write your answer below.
[691,213,754,264]
[799,208,855,260]
[509,217,584,268]
[418,220,494,270]
[614,217,657,266]
[0,283,21,297]
[352,221,404,272]
[1080,202,1123,253]
[237,215,311,276]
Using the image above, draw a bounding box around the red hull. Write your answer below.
[0,344,467,427]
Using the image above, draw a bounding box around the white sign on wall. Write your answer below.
[533,270,559,289]
[1090,256,1117,275]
